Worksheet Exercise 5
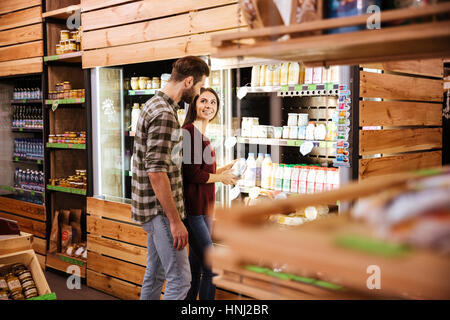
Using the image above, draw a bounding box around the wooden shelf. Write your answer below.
[42,5,81,20]
[211,3,450,66]
[0,185,44,197]
[47,185,86,196]
[10,99,42,104]
[237,137,335,147]
[127,89,158,96]
[46,252,86,278]
[46,142,85,150]
[45,98,85,105]
[44,51,82,63]
[13,157,43,165]
[12,127,43,133]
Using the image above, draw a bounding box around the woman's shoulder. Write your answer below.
[182,123,195,132]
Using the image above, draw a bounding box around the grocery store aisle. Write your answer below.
[44,269,249,300]
[44,270,118,300]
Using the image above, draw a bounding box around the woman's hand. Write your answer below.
[220,169,238,185]
[217,159,238,174]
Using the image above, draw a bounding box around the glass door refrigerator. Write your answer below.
[211,58,358,215]
[90,58,235,210]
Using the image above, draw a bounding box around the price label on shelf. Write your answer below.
[52,100,59,111]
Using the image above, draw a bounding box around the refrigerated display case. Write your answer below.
[209,58,358,215]
[91,58,234,209]
[91,58,357,214]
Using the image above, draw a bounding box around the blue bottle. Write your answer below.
[328,0,382,34]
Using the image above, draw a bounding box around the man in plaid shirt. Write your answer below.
[132,56,209,300]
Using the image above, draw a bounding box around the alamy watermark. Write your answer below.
[366,265,381,290]
[66,265,81,290]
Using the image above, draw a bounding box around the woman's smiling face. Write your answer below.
[195,90,218,122]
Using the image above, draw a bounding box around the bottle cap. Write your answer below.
[258,153,264,157]
[265,154,270,157]
[248,153,254,157]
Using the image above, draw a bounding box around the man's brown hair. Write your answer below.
[170,56,210,85]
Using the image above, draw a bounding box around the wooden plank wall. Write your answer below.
[86,197,148,300]
[0,1,43,77]
[0,198,47,269]
[80,0,246,68]
[358,59,444,180]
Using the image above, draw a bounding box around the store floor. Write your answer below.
[45,269,249,300]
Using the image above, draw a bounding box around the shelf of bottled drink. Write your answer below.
[12,105,44,132]
[13,157,43,165]
[237,83,340,98]
[237,137,335,148]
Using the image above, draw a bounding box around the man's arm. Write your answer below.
[148,172,188,251]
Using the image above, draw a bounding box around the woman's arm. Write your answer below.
[206,171,236,185]
[216,159,238,174]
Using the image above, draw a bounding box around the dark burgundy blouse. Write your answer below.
[182,123,216,216]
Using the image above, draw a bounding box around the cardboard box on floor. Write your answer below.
[0,249,52,298]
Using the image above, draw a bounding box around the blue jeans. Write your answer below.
[184,215,216,300]
[140,214,191,300]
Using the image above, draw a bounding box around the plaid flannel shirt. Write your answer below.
[131,91,185,224]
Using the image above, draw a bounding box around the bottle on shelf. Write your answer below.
[265,65,274,87]
[244,153,257,188]
[275,164,284,191]
[299,165,309,194]
[261,154,272,189]
[282,164,292,193]
[280,63,289,86]
[272,64,281,86]
[259,65,266,87]
[306,166,317,194]
[270,163,278,190]
[290,165,301,193]
[304,67,314,84]
[315,167,326,193]
[255,153,264,187]
[313,66,323,84]
[251,65,260,87]
[288,62,300,85]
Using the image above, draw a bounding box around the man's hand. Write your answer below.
[170,219,189,251]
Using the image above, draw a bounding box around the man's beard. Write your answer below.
[180,86,196,104]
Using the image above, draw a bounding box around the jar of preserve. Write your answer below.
[76,40,80,52]
[0,290,8,300]
[69,39,77,53]
[146,79,152,90]
[56,44,62,55]
[60,30,70,41]
[23,286,38,299]
[152,77,160,89]
[138,77,149,90]
[64,90,70,99]
[11,291,25,300]
[11,263,26,275]
[130,77,139,90]
[0,276,8,291]
[59,41,66,54]
[80,89,85,98]
[63,81,71,91]
[6,273,21,294]
[70,31,77,40]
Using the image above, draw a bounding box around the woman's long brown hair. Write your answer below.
[182,87,220,127]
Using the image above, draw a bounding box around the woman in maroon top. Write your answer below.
[182,88,236,300]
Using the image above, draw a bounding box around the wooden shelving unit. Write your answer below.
[210,168,450,299]
[42,0,91,276]
[211,3,450,66]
